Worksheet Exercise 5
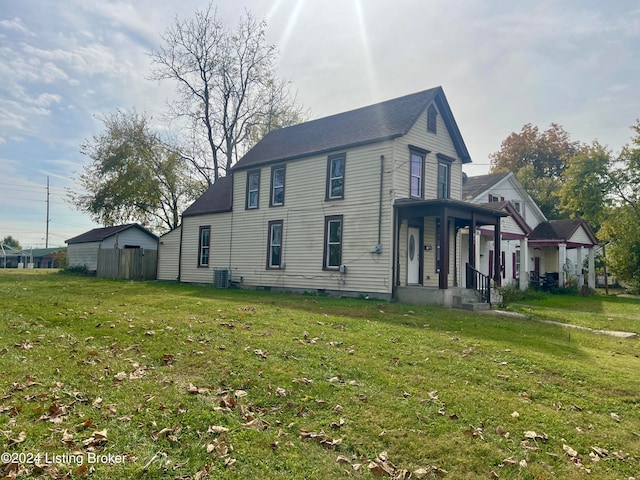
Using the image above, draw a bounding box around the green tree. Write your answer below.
[71,110,199,233]
[490,123,581,218]
[599,119,640,291]
[601,206,640,291]
[558,141,612,231]
[1,235,21,250]
[149,4,305,185]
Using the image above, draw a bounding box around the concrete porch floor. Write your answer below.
[396,286,485,308]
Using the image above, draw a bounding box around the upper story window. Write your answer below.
[409,147,428,198]
[270,165,285,207]
[326,154,345,200]
[488,194,499,202]
[514,201,523,214]
[246,170,260,209]
[427,105,437,133]
[436,154,453,199]
[198,226,210,267]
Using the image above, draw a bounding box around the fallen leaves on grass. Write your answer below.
[82,429,108,451]
[187,383,210,395]
[523,431,548,442]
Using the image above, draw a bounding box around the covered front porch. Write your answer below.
[392,199,507,307]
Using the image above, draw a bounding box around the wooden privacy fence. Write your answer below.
[97,248,157,280]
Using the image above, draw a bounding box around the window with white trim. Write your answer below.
[437,161,450,199]
[410,151,424,198]
[326,154,345,200]
[198,226,210,267]
[267,220,283,269]
[270,166,285,206]
[246,170,260,209]
[323,215,343,270]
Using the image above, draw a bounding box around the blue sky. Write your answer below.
[1,0,639,248]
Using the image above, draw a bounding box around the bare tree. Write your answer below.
[149,4,304,185]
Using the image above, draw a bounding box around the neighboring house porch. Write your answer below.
[528,219,598,290]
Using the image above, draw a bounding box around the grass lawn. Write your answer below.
[507,290,640,334]
[1,271,639,479]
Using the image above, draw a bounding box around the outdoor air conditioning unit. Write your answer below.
[214,268,230,288]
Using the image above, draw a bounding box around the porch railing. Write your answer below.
[466,264,491,304]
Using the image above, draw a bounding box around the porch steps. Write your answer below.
[456,302,491,312]
[452,291,490,311]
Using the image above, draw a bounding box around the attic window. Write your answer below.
[488,194,499,203]
[427,105,437,133]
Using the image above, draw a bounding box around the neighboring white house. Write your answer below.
[158,87,506,307]
[462,172,598,290]
[66,224,158,272]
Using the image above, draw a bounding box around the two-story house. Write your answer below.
[158,87,506,306]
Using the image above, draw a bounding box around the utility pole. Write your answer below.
[45,176,50,248]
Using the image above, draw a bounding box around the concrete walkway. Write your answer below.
[479,309,638,339]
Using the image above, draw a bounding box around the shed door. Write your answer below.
[407,227,420,285]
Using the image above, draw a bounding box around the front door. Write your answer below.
[407,227,420,285]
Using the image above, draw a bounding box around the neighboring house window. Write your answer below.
[410,148,426,198]
[436,158,452,199]
[323,215,343,270]
[267,220,283,269]
[514,201,524,217]
[270,166,285,206]
[246,170,260,209]
[198,226,210,267]
[326,154,345,200]
[488,194,499,202]
[427,104,437,133]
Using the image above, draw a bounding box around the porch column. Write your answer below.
[439,210,449,289]
[588,247,596,289]
[576,247,584,288]
[519,238,528,291]
[493,221,501,287]
[468,217,476,269]
[558,243,567,287]
[474,230,481,273]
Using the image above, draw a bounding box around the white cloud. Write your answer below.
[0,17,34,36]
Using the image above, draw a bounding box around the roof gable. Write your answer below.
[233,86,471,171]
[478,201,532,235]
[462,172,510,201]
[463,172,547,225]
[529,219,598,245]
[66,224,158,244]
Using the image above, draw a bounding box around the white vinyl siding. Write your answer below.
[226,142,394,294]
[393,106,463,202]
[180,213,232,284]
[569,226,592,245]
[157,227,181,281]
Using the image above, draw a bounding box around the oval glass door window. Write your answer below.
[409,234,415,261]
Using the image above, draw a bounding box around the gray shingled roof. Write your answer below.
[462,172,511,201]
[182,175,233,217]
[529,218,598,244]
[232,86,471,171]
[66,224,158,244]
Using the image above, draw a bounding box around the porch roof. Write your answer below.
[394,198,508,225]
